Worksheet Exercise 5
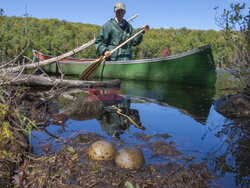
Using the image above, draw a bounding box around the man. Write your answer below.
[95,2,149,61]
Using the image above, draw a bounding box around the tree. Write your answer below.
[0,9,3,16]
[215,3,249,92]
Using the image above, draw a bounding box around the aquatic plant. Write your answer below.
[14,113,39,144]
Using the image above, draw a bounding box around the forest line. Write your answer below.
[0,16,235,67]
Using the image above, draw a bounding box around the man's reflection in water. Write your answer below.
[97,99,142,138]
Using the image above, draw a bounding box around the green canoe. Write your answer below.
[33,45,216,86]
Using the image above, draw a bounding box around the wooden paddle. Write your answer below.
[127,14,138,22]
[79,27,146,80]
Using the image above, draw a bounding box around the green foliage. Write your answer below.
[15,113,39,143]
[215,3,249,91]
[222,3,248,31]
[125,181,141,188]
[0,16,100,62]
[0,121,13,142]
[0,9,3,16]
[0,97,39,144]
[0,15,242,68]
[0,103,13,142]
[134,27,229,62]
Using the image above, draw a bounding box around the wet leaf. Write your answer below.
[68,146,75,153]
[125,181,135,188]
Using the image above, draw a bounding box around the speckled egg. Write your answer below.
[88,140,116,160]
[115,146,145,170]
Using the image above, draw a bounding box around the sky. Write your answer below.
[1,0,249,30]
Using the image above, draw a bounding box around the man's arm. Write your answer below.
[95,23,110,56]
[130,25,150,46]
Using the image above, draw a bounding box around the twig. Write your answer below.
[167,163,185,177]
[41,127,60,139]
[89,178,105,188]
[9,118,39,141]
[23,55,52,78]
[19,159,27,186]
[111,105,145,130]
[34,61,53,81]
[55,60,65,87]
[9,64,26,82]
[55,178,68,188]
[80,153,88,159]
[65,129,91,145]
[24,176,45,188]
[23,55,33,62]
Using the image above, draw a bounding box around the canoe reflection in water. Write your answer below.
[62,78,216,137]
[121,80,216,125]
[97,98,145,138]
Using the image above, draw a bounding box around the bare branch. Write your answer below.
[2,39,95,73]
[1,73,120,88]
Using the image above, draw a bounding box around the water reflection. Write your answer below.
[59,93,145,138]
[97,99,144,138]
[120,80,216,124]
[206,119,249,187]
[58,80,216,135]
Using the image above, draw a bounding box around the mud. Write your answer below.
[149,141,182,157]
[0,86,65,186]
[0,129,30,186]
[0,87,32,186]
[13,133,210,188]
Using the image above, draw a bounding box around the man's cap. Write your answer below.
[114,2,126,11]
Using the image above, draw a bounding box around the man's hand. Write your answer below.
[104,51,112,57]
[141,25,150,31]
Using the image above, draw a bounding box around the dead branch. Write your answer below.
[2,39,95,73]
[1,73,120,88]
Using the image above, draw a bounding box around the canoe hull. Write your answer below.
[34,45,216,86]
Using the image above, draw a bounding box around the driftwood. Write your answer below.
[2,39,95,73]
[3,73,120,88]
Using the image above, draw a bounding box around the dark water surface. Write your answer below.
[31,69,248,187]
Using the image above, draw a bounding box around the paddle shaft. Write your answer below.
[104,28,146,59]
[81,28,146,80]
[79,27,146,80]
[127,14,138,22]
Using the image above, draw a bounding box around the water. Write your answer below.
[31,69,248,187]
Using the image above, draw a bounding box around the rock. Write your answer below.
[62,97,104,121]
[214,93,250,119]
[88,140,116,160]
[115,146,145,170]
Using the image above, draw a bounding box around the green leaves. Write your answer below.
[0,16,100,61]
[15,113,39,144]
[0,9,3,16]
[125,181,141,188]
[216,2,249,91]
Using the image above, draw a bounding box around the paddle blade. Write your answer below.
[79,57,103,80]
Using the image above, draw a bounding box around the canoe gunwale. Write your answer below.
[32,50,92,62]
